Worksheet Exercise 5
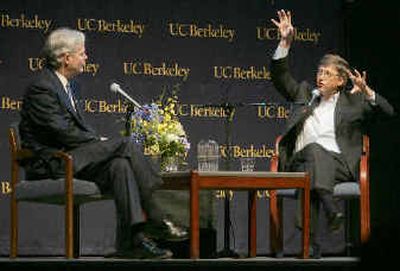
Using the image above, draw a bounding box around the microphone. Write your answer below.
[110,82,142,109]
[308,88,321,106]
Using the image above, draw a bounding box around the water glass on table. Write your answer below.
[240,157,255,172]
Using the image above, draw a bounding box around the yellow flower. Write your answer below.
[130,84,190,168]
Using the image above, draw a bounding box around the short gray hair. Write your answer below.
[42,28,85,69]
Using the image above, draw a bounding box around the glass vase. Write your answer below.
[162,156,179,172]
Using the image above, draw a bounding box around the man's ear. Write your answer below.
[63,53,71,66]
[338,76,345,89]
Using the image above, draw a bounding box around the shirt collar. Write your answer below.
[54,70,69,91]
[322,91,340,104]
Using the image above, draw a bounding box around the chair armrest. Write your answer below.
[359,135,370,189]
[359,136,370,242]
[11,149,35,187]
[14,149,74,191]
[52,152,74,202]
[270,135,282,172]
[15,149,73,162]
[15,149,34,160]
[53,151,73,165]
[270,155,279,172]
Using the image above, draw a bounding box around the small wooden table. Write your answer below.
[161,170,310,259]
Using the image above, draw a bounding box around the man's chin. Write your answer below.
[72,69,84,76]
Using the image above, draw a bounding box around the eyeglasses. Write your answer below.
[317,68,339,78]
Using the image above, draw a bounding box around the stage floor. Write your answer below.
[0,256,360,271]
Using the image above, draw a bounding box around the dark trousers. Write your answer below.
[288,143,353,248]
[69,137,164,250]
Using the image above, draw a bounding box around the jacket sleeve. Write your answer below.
[21,82,99,150]
[360,91,396,124]
[270,56,311,103]
[371,93,395,117]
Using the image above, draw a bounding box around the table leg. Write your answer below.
[190,174,200,259]
[302,175,310,259]
[248,191,257,257]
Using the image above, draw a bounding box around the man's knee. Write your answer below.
[115,137,144,159]
[303,143,325,154]
[301,143,333,163]
[109,157,132,173]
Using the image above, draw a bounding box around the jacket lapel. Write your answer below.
[335,92,344,128]
[47,69,84,122]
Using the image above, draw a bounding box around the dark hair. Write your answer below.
[319,54,350,90]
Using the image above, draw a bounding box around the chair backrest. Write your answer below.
[9,123,21,157]
[9,124,26,188]
[9,123,35,184]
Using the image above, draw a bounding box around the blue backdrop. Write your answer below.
[0,0,351,256]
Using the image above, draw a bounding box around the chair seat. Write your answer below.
[16,179,103,204]
[276,181,360,199]
[333,182,360,198]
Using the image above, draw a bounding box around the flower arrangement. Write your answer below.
[130,84,190,170]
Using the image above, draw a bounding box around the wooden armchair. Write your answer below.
[9,124,106,259]
[269,135,371,256]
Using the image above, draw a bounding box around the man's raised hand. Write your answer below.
[271,9,295,48]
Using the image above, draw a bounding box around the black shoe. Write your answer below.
[106,234,173,259]
[328,212,344,232]
[132,236,173,259]
[145,219,189,242]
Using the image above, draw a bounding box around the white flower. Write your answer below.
[165,133,179,143]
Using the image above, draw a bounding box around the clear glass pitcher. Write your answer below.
[197,139,219,171]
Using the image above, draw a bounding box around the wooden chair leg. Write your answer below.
[65,156,74,259]
[359,135,370,244]
[65,195,74,259]
[360,190,370,243]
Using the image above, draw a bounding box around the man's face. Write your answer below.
[64,44,87,78]
[316,64,344,97]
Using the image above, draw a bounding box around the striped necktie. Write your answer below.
[66,83,77,111]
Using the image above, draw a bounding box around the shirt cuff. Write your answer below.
[272,45,289,60]
[367,90,376,105]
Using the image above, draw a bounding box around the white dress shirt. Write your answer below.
[295,93,341,153]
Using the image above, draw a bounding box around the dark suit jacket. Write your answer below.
[270,56,395,178]
[19,68,100,178]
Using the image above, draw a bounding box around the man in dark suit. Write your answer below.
[270,10,394,258]
[19,27,186,259]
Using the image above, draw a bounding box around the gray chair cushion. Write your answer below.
[333,182,360,198]
[276,182,360,199]
[16,179,103,204]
